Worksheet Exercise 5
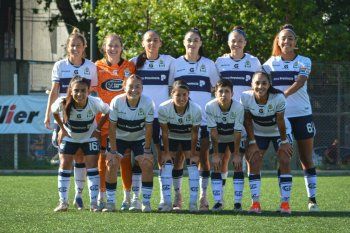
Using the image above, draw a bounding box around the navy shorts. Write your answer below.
[59,140,100,155]
[196,125,209,151]
[116,139,145,157]
[288,115,316,140]
[255,134,293,151]
[218,142,234,154]
[169,138,191,152]
[153,118,161,144]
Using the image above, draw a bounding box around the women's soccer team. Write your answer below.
[45,24,319,214]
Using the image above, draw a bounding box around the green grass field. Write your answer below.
[1,174,349,233]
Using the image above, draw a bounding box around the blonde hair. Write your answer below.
[66,27,87,58]
[101,33,123,59]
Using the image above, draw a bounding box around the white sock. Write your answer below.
[304,168,317,199]
[158,170,164,204]
[58,169,71,203]
[132,173,142,200]
[142,182,153,205]
[74,163,86,198]
[173,169,183,194]
[106,182,117,204]
[280,174,292,202]
[123,190,131,202]
[249,173,261,202]
[187,164,199,204]
[233,171,244,204]
[200,171,210,198]
[98,191,106,202]
[161,163,173,204]
[211,172,222,203]
[87,168,100,204]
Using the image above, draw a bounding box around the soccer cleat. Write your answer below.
[199,196,209,211]
[159,202,172,212]
[308,202,320,212]
[158,202,165,211]
[142,203,152,212]
[212,202,223,212]
[102,203,116,212]
[97,199,106,212]
[189,202,198,212]
[54,202,68,212]
[73,196,84,210]
[90,202,99,212]
[248,201,262,214]
[120,200,130,211]
[280,202,291,214]
[173,193,183,210]
[233,203,243,212]
[129,198,142,211]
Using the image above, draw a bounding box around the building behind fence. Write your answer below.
[1,61,350,170]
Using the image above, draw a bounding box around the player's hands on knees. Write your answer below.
[232,153,242,171]
[105,151,121,167]
[211,153,221,171]
[278,143,293,157]
[246,143,261,163]
[58,128,68,145]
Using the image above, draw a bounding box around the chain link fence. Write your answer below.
[1,62,350,170]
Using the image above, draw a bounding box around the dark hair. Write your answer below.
[185,27,204,56]
[252,71,284,95]
[66,27,87,58]
[122,74,143,88]
[136,30,161,69]
[272,24,297,56]
[171,80,190,94]
[63,76,90,123]
[228,25,247,40]
[215,79,233,93]
[100,33,123,60]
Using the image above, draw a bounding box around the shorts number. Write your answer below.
[89,142,99,151]
[306,123,315,134]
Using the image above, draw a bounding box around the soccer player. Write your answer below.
[205,79,244,211]
[215,26,261,210]
[94,33,135,211]
[241,71,293,214]
[158,80,202,212]
[263,24,318,212]
[105,74,155,212]
[169,28,220,211]
[51,76,109,212]
[130,30,174,210]
[44,28,97,210]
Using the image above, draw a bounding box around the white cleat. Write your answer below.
[102,203,116,212]
[173,193,183,210]
[54,202,68,212]
[129,198,142,211]
[308,202,320,212]
[199,196,209,211]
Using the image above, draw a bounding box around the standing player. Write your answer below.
[44,28,97,210]
[205,79,244,211]
[169,28,220,211]
[158,80,202,212]
[94,33,135,211]
[241,71,293,214]
[215,26,261,210]
[130,30,174,210]
[263,24,318,212]
[51,77,109,212]
[105,74,155,212]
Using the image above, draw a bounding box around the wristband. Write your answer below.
[280,139,289,145]
[248,140,256,145]
[144,148,152,154]
[95,128,101,133]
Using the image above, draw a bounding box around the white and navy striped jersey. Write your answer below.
[52,58,98,96]
[240,90,290,137]
[109,94,155,141]
[169,56,220,125]
[215,53,261,102]
[158,99,202,140]
[51,96,109,143]
[205,99,244,143]
[263,55,312,118]
[130,54,174,118]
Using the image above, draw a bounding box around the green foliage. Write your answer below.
[1,175,349,232]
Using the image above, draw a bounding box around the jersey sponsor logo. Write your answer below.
[272,61,280,66]
[124,68,131,77]
[0,104,39,124]
[220,71,254,86]
[101,79,124,92]
[74,70,79,74]
[112,70,119,75]
[190,67,195,73]
[283,64,289,70]
[149,63,154,68]
[234,64,239,69]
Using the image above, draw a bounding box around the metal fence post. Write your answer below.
[14,73,18,170]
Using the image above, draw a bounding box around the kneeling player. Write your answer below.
[241,71,293,214]
[158,80,202,212]
[51,76,109,212]
[205,79,244,211]
[104,75,155,212]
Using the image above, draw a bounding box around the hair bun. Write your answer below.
[233,25,244,31]
[281,24,294,31]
